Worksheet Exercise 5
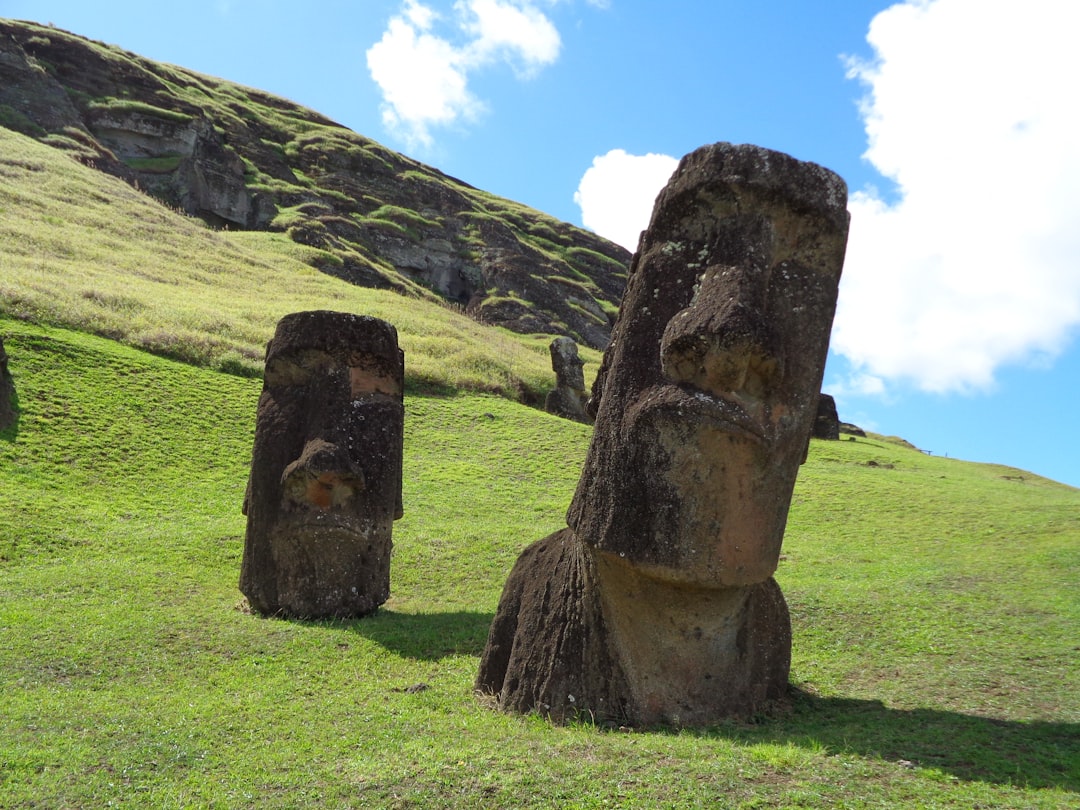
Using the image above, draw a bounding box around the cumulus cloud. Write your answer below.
[461,0,560,73]
[835,0,1080,394]
[366,0,562,147]
[574,149,679,252]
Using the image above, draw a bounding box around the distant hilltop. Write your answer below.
[0,18,630,350]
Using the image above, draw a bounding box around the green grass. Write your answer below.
[86,98,194,123]
[1,317,1077,808]
[1,103,1079,807]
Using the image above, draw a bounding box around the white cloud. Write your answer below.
[366,0,563,147]
[366,12,480,147]
[835,0,1080,394]
[574,149,679,251]
[460,0,561,74]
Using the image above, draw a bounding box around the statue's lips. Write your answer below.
[271,511,372,542]
[635,384,767,443]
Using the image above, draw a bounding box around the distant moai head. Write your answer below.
[813,393,841,441]
[240,311,404,618]
[567,143,849,588]
[549,336,586,391]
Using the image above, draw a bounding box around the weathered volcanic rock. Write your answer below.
[544,336,591,424]
[240,311,405,618]
[477,143,849,725]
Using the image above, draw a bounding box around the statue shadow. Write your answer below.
[0,380,19,441]
[690,688,1079,791]
[345,609,495,661]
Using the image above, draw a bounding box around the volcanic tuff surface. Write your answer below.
[0,19,630,349]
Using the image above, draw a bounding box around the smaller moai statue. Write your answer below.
[240,311,405,618]
[813,393,841,440]
[0,337,15,431]
[544,336,592,424]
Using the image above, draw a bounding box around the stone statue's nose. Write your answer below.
[660,264,781,400]
[280,438,365,510]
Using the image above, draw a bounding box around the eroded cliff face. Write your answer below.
[0,20,629,349]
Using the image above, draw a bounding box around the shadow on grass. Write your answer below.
[708,688,1080,791]
[346,609,495,660]
[1,360,18,440]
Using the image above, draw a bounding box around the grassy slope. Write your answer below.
[0,127,601,397]
[2,318,1077,809]
[1,126,1079,807]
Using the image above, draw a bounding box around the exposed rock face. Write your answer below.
[813,393,841,440]
[477,143,849,725]
[240,311,405,618]
[0,337,15,431]
[544,336,591,424]
[87,108,271,228]
[0,20,630,351]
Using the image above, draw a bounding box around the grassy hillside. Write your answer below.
[2,318,1077,808]
[0,19,630,349]
[2,97,1079,808]
[0,127,600,399]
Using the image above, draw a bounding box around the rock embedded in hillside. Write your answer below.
[86,108,275,229]
[813,393,841,440]
[477,142,849,725]
[544,337,592,424]
[0,337,15,431]
[240,311,405,618]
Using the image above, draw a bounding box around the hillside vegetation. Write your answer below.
[0,18,630,349]
[0,127,600,398]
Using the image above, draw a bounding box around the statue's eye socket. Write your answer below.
[264,357,315,387]
[263,349,334,386]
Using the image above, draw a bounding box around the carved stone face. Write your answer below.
[240,311,404,618]
[567,144,849,588]
[550,336,586,391]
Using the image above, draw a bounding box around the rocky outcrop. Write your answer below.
[544,337,591,424]
[0,20,630,350]
[240,311,405,618]
[477,143,849,725]
[86,106,272,228]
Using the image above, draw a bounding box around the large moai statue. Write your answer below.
[0,336,15,431]
[544,336,592,424]
[240,311,405,618]
[476,143,849,725]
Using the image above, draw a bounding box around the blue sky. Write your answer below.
[6,0,1080,487]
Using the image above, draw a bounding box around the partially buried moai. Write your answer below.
[476,143,849,725]
[240,311,404,618]
[544,336,592,424]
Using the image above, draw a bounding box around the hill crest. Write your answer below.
[0,18,630,349]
